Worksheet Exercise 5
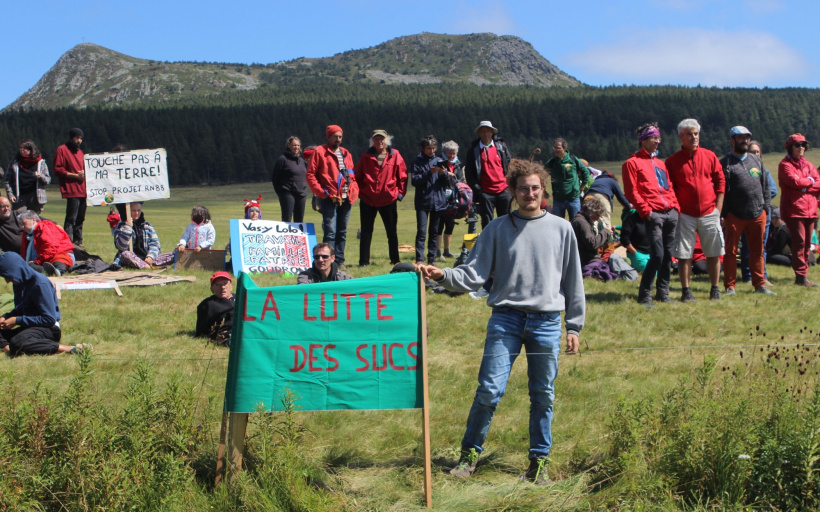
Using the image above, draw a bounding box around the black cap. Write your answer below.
[69,127,84,139]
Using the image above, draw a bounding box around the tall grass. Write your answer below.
[0,149,817,509]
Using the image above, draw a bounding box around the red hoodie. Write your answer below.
[354,148,408,207]
[53,144,86,199]
[622,148,680,219]
[21,220,75,267]
[665,147,725,217]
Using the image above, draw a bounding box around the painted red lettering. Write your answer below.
[320,293,338,321]
[289,345,306,372]
[324,344,339,371]
[261,291,280,320]
[355,344,369,371]
[377,294,393,320]
[359,293,375,320]
[388,343,405,370]
[373,344,388,371]
[242,292,257,321]
[303,294,317,321]
[407,342,419,370]
[340,293,356,320]
[308,344,322,371]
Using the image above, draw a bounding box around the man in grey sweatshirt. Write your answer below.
[419,159,585,485]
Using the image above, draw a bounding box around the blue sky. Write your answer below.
[2,0,816,109]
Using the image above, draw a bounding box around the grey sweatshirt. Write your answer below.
[438,211,586,335]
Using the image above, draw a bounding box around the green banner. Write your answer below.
[224,272,423,412]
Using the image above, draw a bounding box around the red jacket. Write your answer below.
[665,147,725,217]
[21,220,75,267]
[778,155,820,219]
[622,148,679,219]
[306,144,359,204]
[53,144,86,198]
[354,147,408,207]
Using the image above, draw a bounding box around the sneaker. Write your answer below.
[450,448,479,479]
[43,262,60,277]
[724,287,737,296]
[755,286,777,295]
[523,456,552,485]
[681,289,696,303]
[796,276,819,288]
[469,289,489,300]
[443,250,455,259]
[709,286,721,301]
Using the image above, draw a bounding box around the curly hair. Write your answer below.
[505,159,550,192]
[582,196,606,217]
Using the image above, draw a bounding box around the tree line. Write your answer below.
[1,83,819,186]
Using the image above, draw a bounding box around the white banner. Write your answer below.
[85,148,170,206]
[229,219,318,275]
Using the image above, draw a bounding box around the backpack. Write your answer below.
[445,182,473,219]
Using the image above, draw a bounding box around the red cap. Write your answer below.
[785,133,808,150]
[302,148,315,162]
[210,271,232,284]
[326,124,343,138]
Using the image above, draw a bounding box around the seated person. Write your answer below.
[297,243,353,284]
[618,208,651,273]
[196,271,234,346]
[0,197,24,254]
[19,210,75,276]
[0,252,88,356]
[177,205,216,253]
[572,197,617,280]
[766,208,792,266]
[114,202,174,269]
[691,234,723,275]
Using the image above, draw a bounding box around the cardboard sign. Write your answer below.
[229,219,317,276]
[85,149,170,206]
[224,272,423,412]
[174,249,226,271]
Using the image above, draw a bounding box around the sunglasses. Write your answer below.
[314,254,332,260]
[793,142,808,148]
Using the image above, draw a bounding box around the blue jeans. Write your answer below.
[318,197,352,265]
[552,198,581,221]
[461,307,562,459]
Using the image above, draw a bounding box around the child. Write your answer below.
[244,195,262,220]
[106,207,121,235]
[177,205,216,253]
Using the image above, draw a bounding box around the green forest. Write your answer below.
[1,83,819,185]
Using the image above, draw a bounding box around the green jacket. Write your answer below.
[546,153,590,201]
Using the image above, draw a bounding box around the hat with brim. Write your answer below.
[210,271,232,284]
[474,121,498,135]
[730,126,752,137]
[371,129,389,139]
[785,133,808,150]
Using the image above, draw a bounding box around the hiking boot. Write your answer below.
[709,286,721,301]
[443,250,455,259]
[637,288,654,307]
[756,286,777,296]
[653,291,670,303]
[795,276,819,288]
[724,287,737,296]
[681,288,696,303]
[523,456,552,485]
[450,449,479,479]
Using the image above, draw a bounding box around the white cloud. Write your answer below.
[450,0,517,35]
[567,28,808,87]
[743,0,785,15]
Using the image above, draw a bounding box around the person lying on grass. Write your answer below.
[0,252,89,356]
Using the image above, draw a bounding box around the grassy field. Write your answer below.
[1,148,819,510]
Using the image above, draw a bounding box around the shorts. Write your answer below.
[674,208,724,259]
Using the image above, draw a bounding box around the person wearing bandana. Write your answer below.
[622,123,680,306]
[5,140,51,214]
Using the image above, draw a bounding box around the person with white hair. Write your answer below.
[665,118,725,302]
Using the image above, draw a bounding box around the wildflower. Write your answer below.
[738,454,750,460]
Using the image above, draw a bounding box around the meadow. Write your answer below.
[1,149,819,511]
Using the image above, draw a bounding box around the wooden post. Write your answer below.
[214,411,229,485]
[419,274,433,509]
[227,412,249,482]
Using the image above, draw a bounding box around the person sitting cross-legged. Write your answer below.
[0,252,89,356]
[114,202,174,269]
[572,197,618,281]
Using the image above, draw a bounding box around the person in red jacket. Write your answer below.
[778,133,820,287]
[306,125,359,268]
[665,118,725,302]
[622,123,680,306]
[354,129,407,266]
[19,211,75,276]
[52,128,87,248]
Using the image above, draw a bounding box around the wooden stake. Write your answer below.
[214,410,229,485]
[419,273,433,509]
[227,412,249,482]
